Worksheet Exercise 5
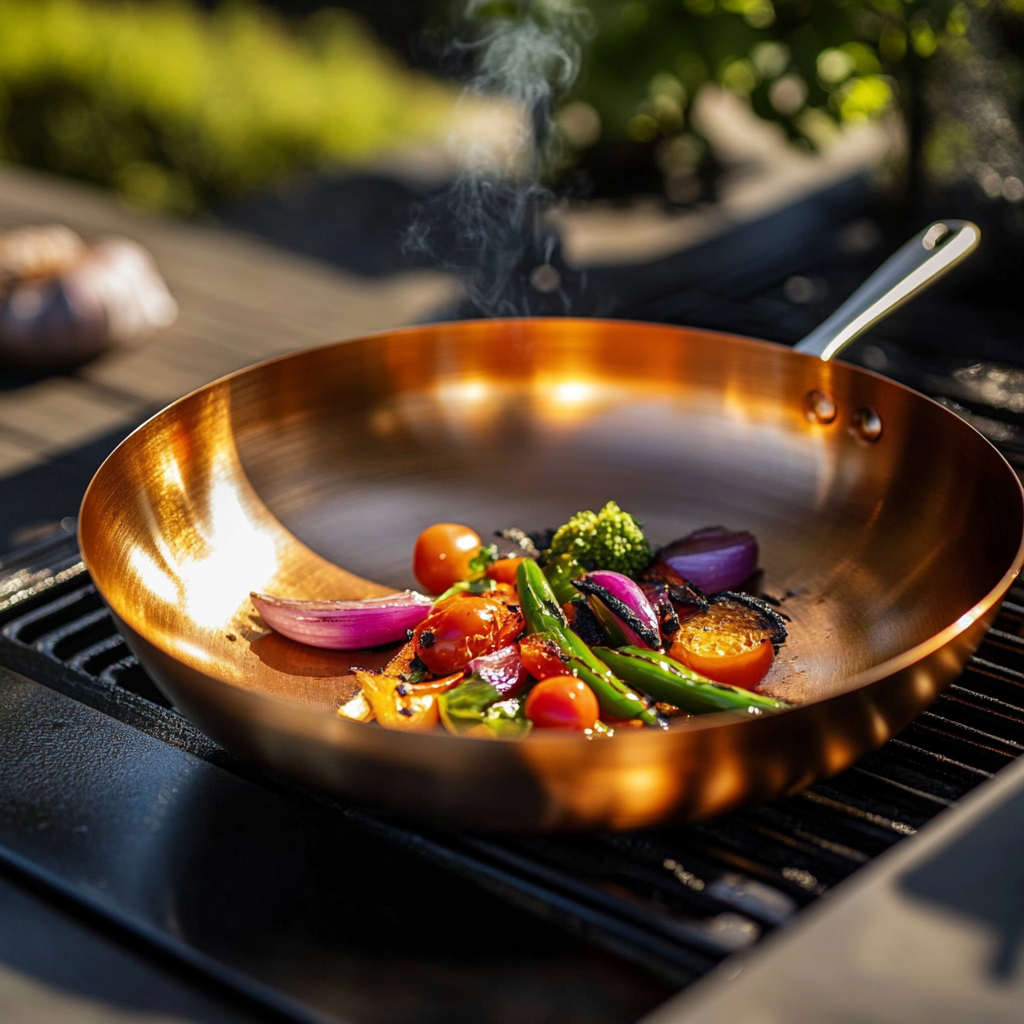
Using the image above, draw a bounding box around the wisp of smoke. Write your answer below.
[404,0,593,317]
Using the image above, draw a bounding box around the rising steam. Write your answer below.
[405,0,593,317]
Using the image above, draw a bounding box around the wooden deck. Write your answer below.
[0,164,458,549]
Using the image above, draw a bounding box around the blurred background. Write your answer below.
[3,0,1021,224]
[0,0,1022,547]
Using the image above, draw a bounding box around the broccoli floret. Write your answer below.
[544,501,652,578]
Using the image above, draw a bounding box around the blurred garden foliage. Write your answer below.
[0,0,458,213]
[555,0,1024,200]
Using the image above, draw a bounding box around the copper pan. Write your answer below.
[79,221,1024,831]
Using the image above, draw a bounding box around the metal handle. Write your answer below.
[793,220,980,361]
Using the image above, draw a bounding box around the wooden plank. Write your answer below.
[0,378,146,453]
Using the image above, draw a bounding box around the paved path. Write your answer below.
[0,164,458,549]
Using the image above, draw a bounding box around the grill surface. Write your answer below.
[3,524,1024,987]
[1,195,1023,1017]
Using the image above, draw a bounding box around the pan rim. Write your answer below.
[79,316,1024,744]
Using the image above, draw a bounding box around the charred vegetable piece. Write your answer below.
[571,570,661,649]
[640,560,710,613]
[592,647,789,715]
[669,592,787,690]
[519,632,568,680]
[564,598,606,648]
[495,526,544,559]
[412,593,525,676]
[714,591,789,645]
[517,559,663,726]
[640,582,682,643]
[353,668,441,731]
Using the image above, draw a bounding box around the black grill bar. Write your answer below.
[1,536,1023,981]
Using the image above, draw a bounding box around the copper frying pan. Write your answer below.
[79,221,1024,830]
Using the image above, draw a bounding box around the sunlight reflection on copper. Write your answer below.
[178,478,277,629]
[128,546,179,606]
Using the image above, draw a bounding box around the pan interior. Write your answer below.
[82,319,1023,712]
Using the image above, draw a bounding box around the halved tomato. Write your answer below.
[668,599,775,690]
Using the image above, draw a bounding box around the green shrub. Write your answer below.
[0,0,458,213]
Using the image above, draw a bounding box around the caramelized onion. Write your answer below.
[251,591,432,650]
[657,527,758,594]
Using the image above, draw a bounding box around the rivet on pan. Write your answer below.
[804,390,837,425]
[851,407,883,443]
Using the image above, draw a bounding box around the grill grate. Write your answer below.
[2,526,1023,983]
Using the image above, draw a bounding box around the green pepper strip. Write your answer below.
[517,560,663,727]
[592,646,790,716]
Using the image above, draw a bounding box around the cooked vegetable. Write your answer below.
[571,570,661,649]
[411,592,525,676]
[640,561,710,613]
[524,676,600,731]
[413,522,483,593]
[640,582,682,643]
[352,667,463,731]
[592,647,789,715]
[656,527,759,594]
[465,644,528,698]
[516,558,663,727]
[438,680,532,738]
[543,552,586,605]
[668,592,787,690]
[544,501,652,579]
[330,505,792,736]
[251,590,432,650]
[519,632,568,680]
[485,557,526,586]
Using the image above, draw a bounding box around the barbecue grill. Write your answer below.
[2,187,1023,1022]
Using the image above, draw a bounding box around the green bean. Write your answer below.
[592,646,790,716]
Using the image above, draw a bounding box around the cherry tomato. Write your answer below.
[413,523,482,594]
[412,594,525,676]
[485,557,525,586]
[525,676,599,731]
[519,634,567,681]
[668,601,775,690]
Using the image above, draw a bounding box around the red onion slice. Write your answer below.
[657,527,758,594]
[251,590,433,650]
[466,644,528,697]
[572,570,661,649]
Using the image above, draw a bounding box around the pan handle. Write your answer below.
[793,219,980,361]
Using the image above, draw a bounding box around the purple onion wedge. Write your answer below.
[571,570,661,650]
[465,644,528,697]
[656,527,758,594]
[251,590,432,650]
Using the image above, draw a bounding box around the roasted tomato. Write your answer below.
[524,676,599,730]
[668,599,775,690]
[519,633,567,680]
[413,522,482,594]
[485,557,525,586]
[412,594,525,675]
